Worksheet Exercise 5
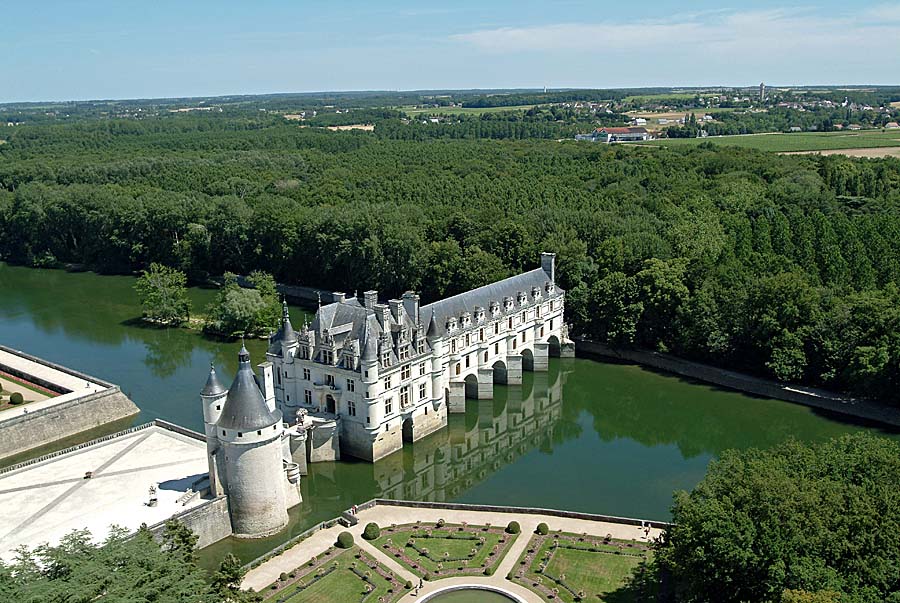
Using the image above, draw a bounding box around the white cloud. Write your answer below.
[450,8,900,59]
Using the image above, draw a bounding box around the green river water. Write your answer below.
[1,263,896,568]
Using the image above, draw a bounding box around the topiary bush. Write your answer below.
[279,572,288,582]
[9,392,24,405]
[506,521,521,534]
[363,522,381,540]
[536,523,549,535]
[336,531,354,549]
[405,580,413,589]
[484,566,494,576]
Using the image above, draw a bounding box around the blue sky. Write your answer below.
[3,0,900,102]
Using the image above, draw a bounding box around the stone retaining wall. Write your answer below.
[146,495,233,549]
[373,499,672,529]
[0,386,140,461]
[575,338,900,428]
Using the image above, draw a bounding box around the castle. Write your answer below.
[196,252,571,538]
[200,345,301,538]
[265,252,573,463]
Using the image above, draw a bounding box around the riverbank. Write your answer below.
[575,338,900,428]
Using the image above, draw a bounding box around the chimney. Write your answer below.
[374,303,391,328]
[332,292,346,304]
[541,252,556,283]
[388,299,403,322]
[363,290,378,310]
[402,291,420,323]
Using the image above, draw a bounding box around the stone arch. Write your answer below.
[522,348,535,371]
[548,335,561,357]
[492,359,508,385]
[325,394,336,414]
[402,416,414,443]
[464,374,479,399]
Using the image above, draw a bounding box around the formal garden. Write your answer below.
[262,538,410,603]
[370,519,519,580]
[509,524,654,602]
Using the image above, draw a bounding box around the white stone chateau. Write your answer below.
[264,252,573,463]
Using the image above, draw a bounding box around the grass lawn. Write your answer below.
[638,129,900,153]
[548,547,642,598]
[373,523,514,578]
[262,546,406,603]
[512,532,654,603]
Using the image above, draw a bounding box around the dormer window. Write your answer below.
[489,301,500,317]
[517,291,527,306]
[446,318,458,332]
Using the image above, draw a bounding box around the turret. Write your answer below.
[215,344,289,538]
[200,364,228,496]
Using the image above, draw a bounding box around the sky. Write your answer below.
[3,0,900,103]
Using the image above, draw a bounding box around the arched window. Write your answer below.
[455,363,461,376]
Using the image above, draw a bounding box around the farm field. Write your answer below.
[639,129,900,153]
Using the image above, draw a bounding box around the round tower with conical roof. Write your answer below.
[215,344,289,538]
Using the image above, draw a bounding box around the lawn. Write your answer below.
[638,130,900,153]
[372,522,515,579]
[262,546,406,603]
[511,531,654,603]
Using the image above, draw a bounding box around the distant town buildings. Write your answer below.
[576,127,651,143]
[759,82,766,103]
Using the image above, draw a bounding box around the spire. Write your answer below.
[201,363,226,397]
[217,346,282,431]
[267,301,297,355]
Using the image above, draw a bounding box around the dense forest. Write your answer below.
[2,114,900,402]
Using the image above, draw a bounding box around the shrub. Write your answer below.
[405,580,413,590]
[536,523,549,535]
[436,518,445,528]
[484,567,494,576]
[506,521,521,534]
[363,522,381,540]
[278,572,288,582]
[336,531,354,549]
[9,392,24,405]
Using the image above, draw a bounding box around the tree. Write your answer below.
[657,433,900,602]
[211,553,262,602]
[134,263,191,326]
[206,273,268,337]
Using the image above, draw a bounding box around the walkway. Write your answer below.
[241,503,663,599]
[0,348,107,421]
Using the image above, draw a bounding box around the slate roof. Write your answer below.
[267,301,297,355]
[201,364,226,397]
[420,267,562,338]
[217,345,282,431]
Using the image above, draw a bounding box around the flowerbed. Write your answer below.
[510,531,653,602]
[372,520,517,579]
[263,546,406,603]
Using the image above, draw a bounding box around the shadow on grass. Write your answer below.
[604,559,670,603]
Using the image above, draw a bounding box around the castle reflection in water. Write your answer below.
[301,361,569,507]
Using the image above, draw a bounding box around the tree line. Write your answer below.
[2,115,900,402]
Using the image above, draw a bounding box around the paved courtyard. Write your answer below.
[0,425,209,560]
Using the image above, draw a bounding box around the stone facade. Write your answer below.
[267,252,573,463]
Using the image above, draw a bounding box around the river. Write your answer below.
[1,263,896,567]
